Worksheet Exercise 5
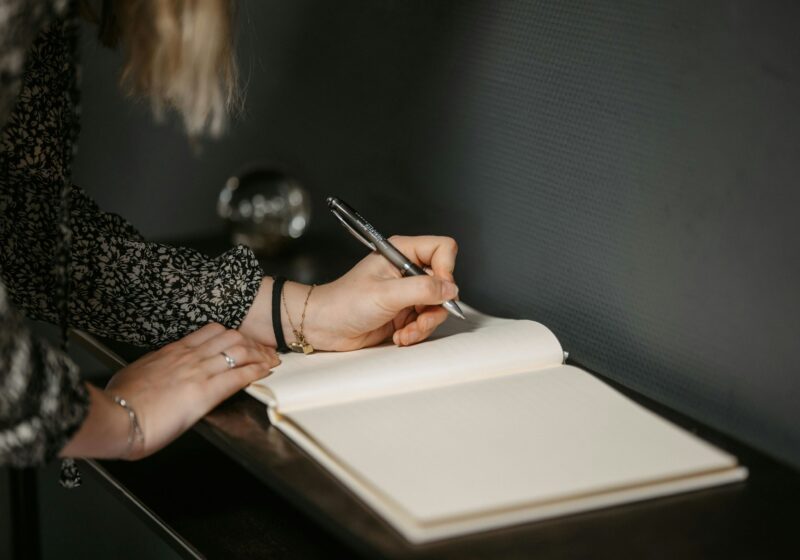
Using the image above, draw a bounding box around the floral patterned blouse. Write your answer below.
[0,0,264,471]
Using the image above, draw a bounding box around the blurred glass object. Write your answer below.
[217,166,311,255]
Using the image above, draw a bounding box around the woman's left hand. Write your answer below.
[239,235,460,351]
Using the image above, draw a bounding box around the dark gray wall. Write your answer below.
[74,1,800,469]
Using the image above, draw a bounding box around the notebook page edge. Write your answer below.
[402,465,748,543]
[249,303,563,411]
[270,408,746,544]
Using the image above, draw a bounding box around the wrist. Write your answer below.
[60,384,135,460]
[280,280,315,351]
[108,393,145,460]
[239,276,280,348]
[238,275,338,352]
[237,276,318,349]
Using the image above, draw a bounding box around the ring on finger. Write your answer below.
[220,351,236,369]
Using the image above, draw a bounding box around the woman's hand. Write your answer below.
[307,235,460,350]
[61,323,280,461]
[240,235,460,352]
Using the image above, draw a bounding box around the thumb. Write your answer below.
[376,275,459,313]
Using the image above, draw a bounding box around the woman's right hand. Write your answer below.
[61,323,280,461]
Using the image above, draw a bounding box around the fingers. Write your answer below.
[388,235,458,283]
[194,328,270,361]
[390,306,417,330]
[376,274,459,314]
[203,362,274,404]
[357,321,396,349]
[173,324,279,375]
[392,305,449,346]
[380,235,460,346]
[198,343,280,375]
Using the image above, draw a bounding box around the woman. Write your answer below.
[0,0,459,480]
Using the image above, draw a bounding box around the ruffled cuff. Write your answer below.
[0,342,89,468]
[206,244,265,330]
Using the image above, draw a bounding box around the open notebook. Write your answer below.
[245,303,747,543]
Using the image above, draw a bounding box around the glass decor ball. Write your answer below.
[217,166,311,256]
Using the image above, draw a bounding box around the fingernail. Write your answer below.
[442,281,459,300]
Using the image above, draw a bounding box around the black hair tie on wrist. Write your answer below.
[272,275,290,353]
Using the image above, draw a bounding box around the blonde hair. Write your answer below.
[83,0,242,139]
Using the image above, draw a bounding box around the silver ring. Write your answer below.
[220,351,236,369]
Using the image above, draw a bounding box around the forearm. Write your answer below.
[58,383,130,460]
[1,182,264,347]
[67,239,264,347]
[65,184,265,346]
[0,182,146,330]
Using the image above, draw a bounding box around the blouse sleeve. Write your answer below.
[0,0,90,468]
[2,182,266,347]
[0,280,90,467]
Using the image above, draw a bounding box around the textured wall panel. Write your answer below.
[413,1,800,469]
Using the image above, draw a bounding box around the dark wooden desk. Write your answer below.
[75,234,800,559]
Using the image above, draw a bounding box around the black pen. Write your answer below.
[327,197,466,320]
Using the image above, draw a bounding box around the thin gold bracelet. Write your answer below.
[282,282,316,354]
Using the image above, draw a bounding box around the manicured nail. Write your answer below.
[442,281,459,300]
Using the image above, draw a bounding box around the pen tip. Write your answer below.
[444,301,467,320]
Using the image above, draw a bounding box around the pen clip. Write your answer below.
[332,208,377,251]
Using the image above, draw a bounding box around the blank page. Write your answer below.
[287,365,739,523]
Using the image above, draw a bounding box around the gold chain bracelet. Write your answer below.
[112,394,145,459]
[282,282,316,354]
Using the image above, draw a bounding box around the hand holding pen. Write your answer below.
[240,198,462,351]
[327,197,466,321]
